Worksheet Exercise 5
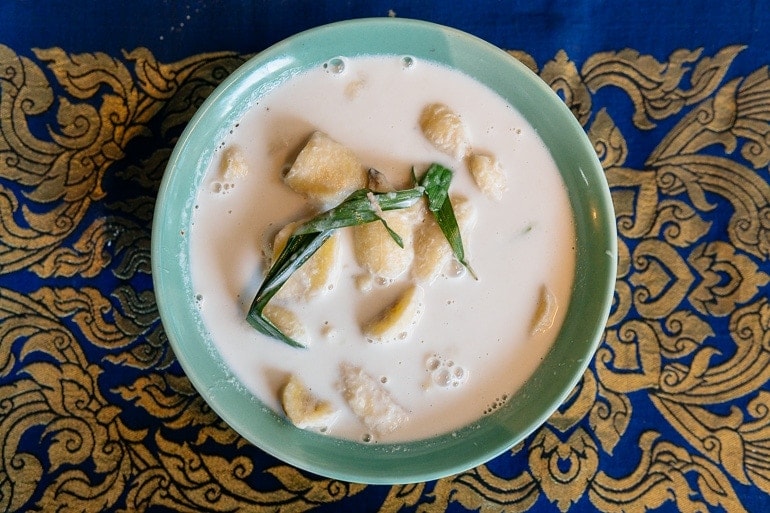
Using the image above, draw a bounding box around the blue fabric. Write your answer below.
[3,1,770,511]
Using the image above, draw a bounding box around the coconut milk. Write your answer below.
[189,55,575,443]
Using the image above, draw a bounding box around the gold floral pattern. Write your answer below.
[1,42,769,511]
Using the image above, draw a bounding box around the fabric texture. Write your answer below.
[2,1,770,511]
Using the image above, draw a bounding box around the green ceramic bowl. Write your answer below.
[152,18,616,484]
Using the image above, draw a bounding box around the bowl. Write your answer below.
[152,18,617,484]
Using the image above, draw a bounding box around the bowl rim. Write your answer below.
[152,17,617,484]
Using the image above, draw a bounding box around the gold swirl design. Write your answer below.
[1,41,770,512]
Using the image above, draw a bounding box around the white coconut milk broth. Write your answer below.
[189,55,576,443]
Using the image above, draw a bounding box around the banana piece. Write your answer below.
[530,285,558,335]
[280,375,338,430]
[283,131,367,207]
[271,221,340,302]
[419,103,470,159]
[263,304,310,347]
[467,153,507,201]
[219,145,248,180]
[363,284,425,344]
[412,196,477,284]
[453,195,478,234]
[339,363,408,436]
[353,207,417,282]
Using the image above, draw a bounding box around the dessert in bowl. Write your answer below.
[152,18,616,484]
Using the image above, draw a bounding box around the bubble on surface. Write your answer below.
[425,353,468,389]
[435,369,452,387]
[210,181,235,195]
[401,56,415,69]
[444,260,466,278]
[324,57,346,74]
[483,395,510,415]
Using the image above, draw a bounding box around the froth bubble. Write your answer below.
[483,395,510,415]
[425,353,468,388]
[435,369,452,387]
[210,181,235,195]
[324,57,346,74]
[445,260,466,278]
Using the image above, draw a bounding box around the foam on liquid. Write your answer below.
[189,55,576,443]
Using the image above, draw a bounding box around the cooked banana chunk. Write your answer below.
[453,195,478,231]
[412,213,446,284]
[263,304,310,347]
[412,196,477,284]
[340,363,409,436]
[283,131,367,207]
[353,207,417,282]
[363,284,425,343]
[271,222,340,302]
[280,375,338,430]
[419,103,470,159]
[219,145,248,180]
[530,285,558,335]
[467,153,507,201]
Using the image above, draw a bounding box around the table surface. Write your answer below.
[3,2,770,512]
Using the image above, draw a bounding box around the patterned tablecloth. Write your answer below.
[3,1,770,511]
